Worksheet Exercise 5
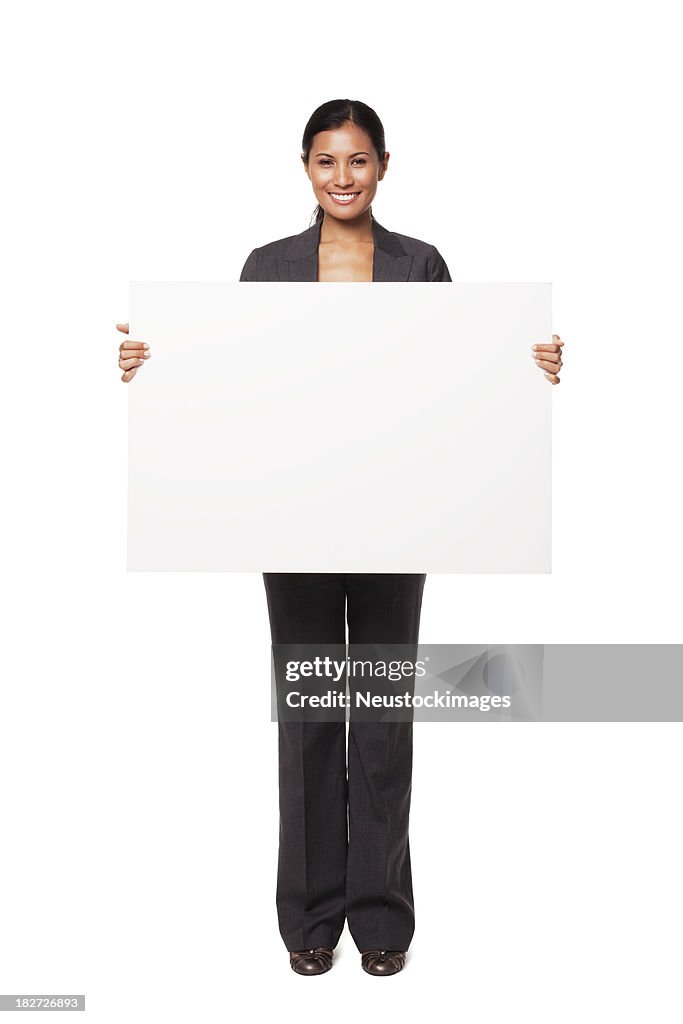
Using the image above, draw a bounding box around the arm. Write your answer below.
[427,245,452,282]
[240,248,260,281]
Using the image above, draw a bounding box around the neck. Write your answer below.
[319,209,373,245]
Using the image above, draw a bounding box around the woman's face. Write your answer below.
[303,121,389,221]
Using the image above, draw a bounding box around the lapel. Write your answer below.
[282,216,414,282]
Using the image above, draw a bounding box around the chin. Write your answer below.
[324,200,371,217]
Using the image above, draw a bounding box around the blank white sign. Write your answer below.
[127,282,551,572]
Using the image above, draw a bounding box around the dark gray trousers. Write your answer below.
[263,573,426,953]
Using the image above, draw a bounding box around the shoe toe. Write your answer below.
[361,950,406,976]
[290,948,334,975]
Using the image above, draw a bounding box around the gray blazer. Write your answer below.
[239,216,452,283]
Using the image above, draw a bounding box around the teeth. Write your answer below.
[329,192,359,201]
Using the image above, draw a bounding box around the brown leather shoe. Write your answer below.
[361,949,407,976]
[289,948,334,975]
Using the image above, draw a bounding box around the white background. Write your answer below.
[1,1,682,1021]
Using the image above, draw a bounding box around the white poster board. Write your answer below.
[127,282,552,572]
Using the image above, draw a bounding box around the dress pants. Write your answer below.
[263,572,426,953]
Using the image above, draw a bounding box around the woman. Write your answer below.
[117,98,564,977]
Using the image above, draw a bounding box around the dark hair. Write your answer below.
[301,99,386,225]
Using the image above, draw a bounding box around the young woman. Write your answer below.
[117,98,564,977]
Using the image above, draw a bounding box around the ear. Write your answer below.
[378,151,390,181]
[301,153,311,180]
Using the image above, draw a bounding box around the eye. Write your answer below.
[317,158,367,166]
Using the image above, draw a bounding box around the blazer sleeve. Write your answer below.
[239,247,260,281]
[428,245,452,282]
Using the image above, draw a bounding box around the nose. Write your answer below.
[334,167,354,189]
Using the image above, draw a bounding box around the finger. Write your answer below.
[532,335,564,351]
[119,341,150,351]
[119,355,146,370]
[532,349,561,365]
[121,366,138,382]
[544,372,560,384]
[116,322,130,334]
[534,356,561,370]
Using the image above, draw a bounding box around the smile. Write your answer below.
[327,192,361,204]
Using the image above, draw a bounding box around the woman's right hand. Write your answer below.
[117,322,151,382]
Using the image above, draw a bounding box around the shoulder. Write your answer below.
[385,228,435,257]
[385,227,452,282]
[239,228,312,281]
[239,220,452,282]
[250,230,304,259]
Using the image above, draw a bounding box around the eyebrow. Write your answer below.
[314,151,370,158]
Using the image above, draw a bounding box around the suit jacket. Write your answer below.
[239,216,452,283]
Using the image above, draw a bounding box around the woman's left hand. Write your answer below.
[531,334,564,384]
